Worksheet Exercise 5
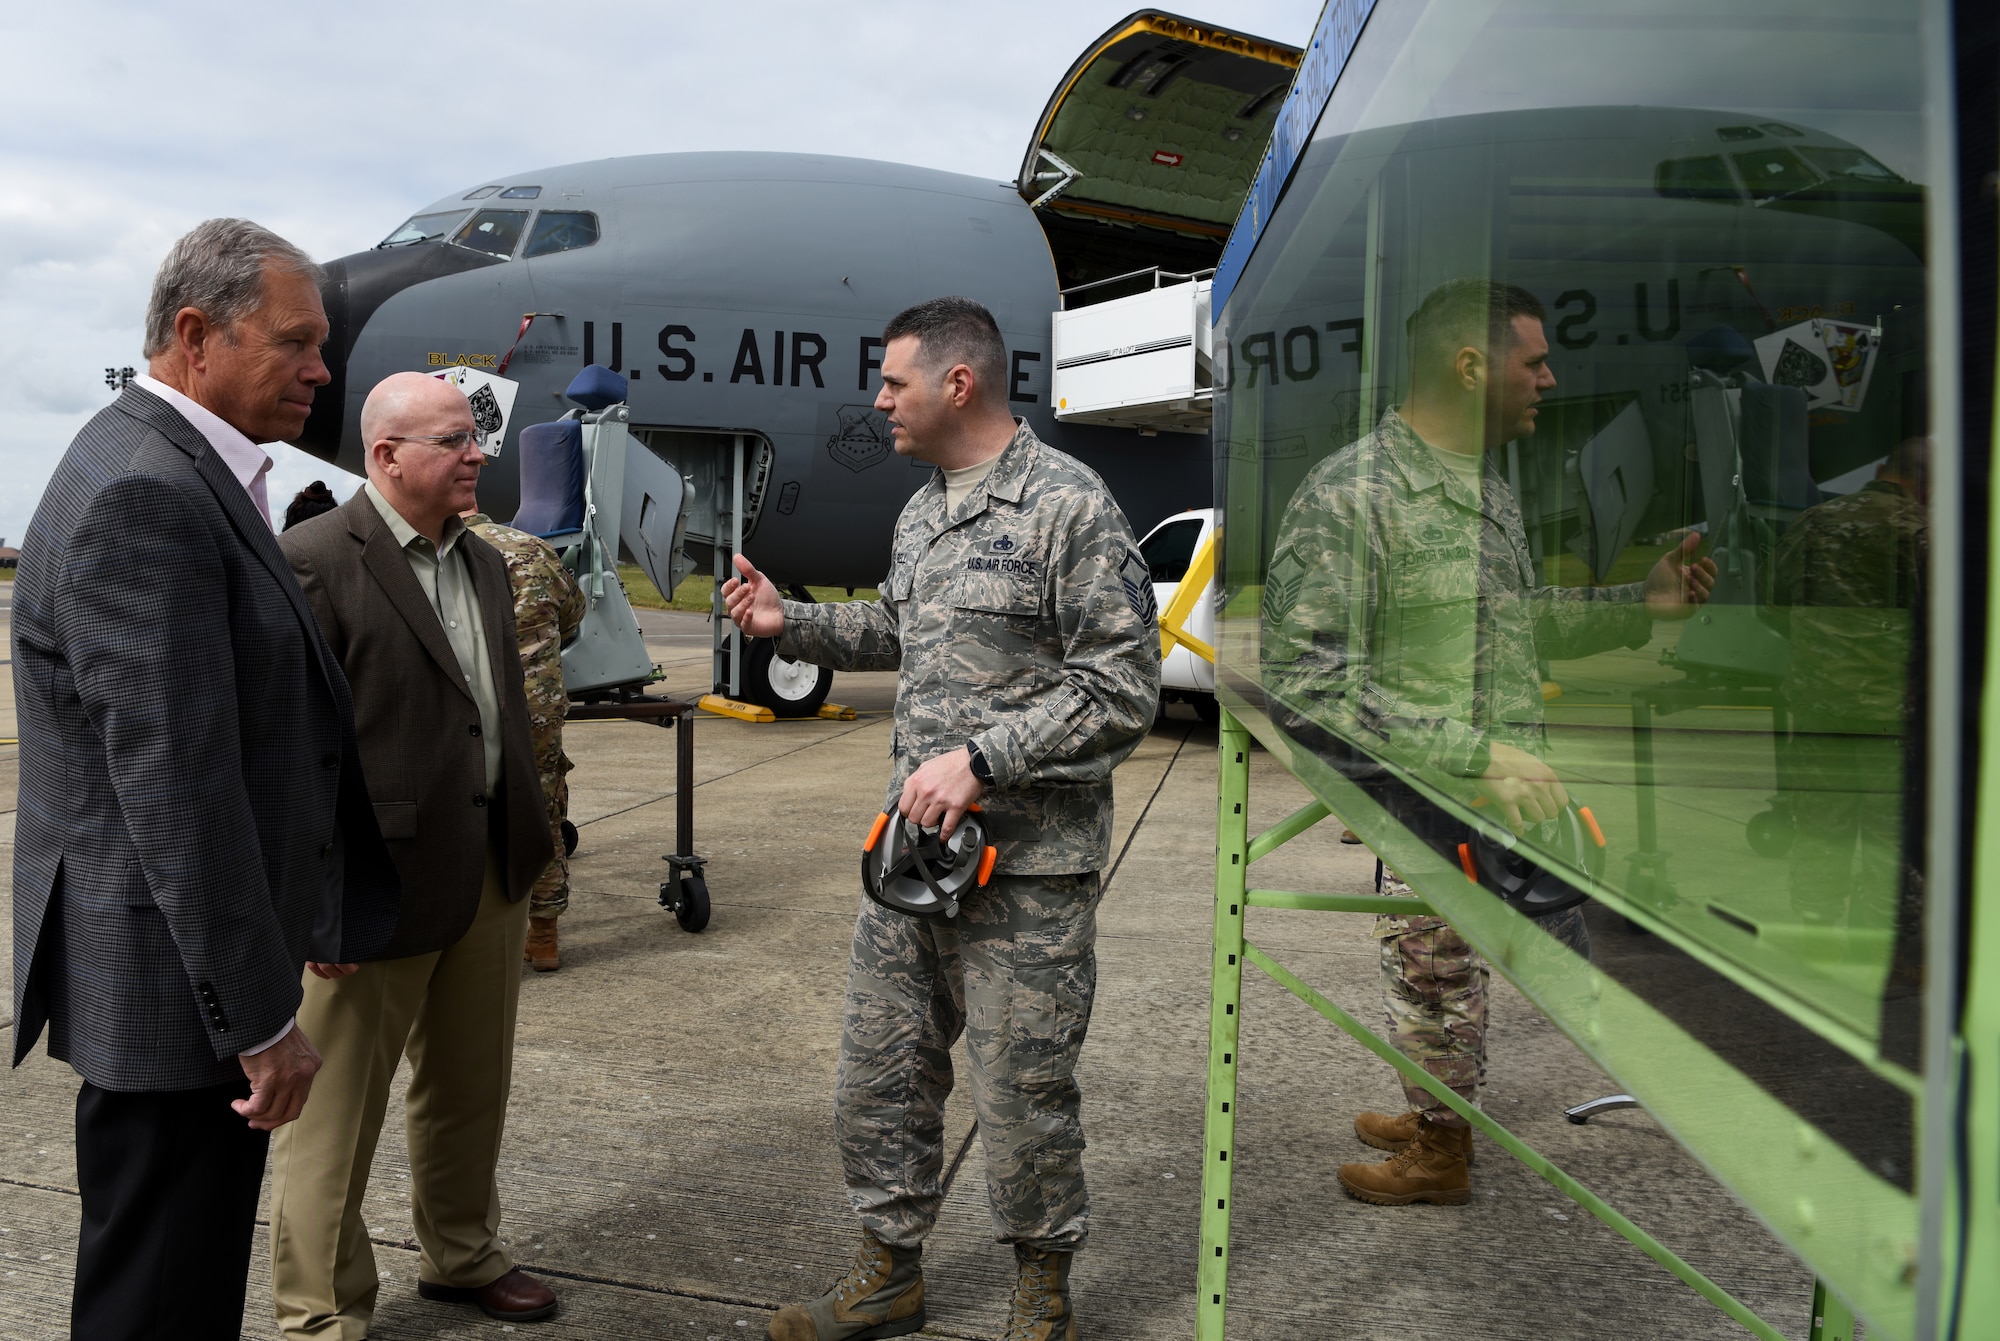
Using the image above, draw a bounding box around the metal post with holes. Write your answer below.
[710,433,748,697]
[731,432,745,697]
[1196,714,1251,1341]
[1197,707,1801,1341]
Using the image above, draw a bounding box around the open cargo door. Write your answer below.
[1018,11,1300,297]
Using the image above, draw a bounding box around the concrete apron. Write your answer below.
[0,612,1821,1338]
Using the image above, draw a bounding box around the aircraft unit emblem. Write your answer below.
[827,405,892,473]
[467,383,504,437]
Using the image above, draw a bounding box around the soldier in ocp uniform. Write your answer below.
[1262,279,1714,1206]
[464,508,585,970]
[725,297,1158,1341]
[1771,438,1929,936]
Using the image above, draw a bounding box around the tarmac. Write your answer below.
[0,590,1831,1339]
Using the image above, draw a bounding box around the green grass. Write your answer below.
[616,565,877,613]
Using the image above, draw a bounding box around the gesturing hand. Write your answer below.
[234,1023,324,1131]
[1476,741,1570,835]
[898,747,986,841]
[721,553,786,639]
[1643,532,1719,620]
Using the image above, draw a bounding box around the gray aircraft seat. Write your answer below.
[1738,382,1821,517]
[1674,353,1804,681]
[512,420,587,539]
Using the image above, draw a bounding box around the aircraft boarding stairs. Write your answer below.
[1052,268,1216,434]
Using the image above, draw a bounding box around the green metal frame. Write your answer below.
[1197,710,1852,1340]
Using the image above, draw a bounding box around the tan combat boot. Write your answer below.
[525,916,560,971]
[1003,1244,1077,1341]
[1354,1109,1474,1164]
[1337,1116,1473,1206]
[766,1230,925,1341]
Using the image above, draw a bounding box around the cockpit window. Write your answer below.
[499,185,542,200]
[1655,154,1740,202]
[452,209,531,257]
[1732,146,1820,200]
[1799,145,1903,184]
[379,210,471,247]
[521,211,601,259]
[463,186,499,200]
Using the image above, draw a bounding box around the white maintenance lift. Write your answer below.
[1052,269,1215,435]
[1052,269,1222,716]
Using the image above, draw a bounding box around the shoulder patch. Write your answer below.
[1263,546,1307,625]
[1116,544,1158,624]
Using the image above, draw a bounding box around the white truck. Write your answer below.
[1137,506,1219,723]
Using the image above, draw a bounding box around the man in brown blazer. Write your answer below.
[270,372,558,1336]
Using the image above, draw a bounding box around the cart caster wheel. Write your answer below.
[560,820,578,857]
[669,875,711,933]
[1745,809,1793,858]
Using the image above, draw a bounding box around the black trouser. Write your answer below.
[73,1077,270,1340]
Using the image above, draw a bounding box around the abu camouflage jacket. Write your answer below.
[779,420,1159,874]
[1262,409,1652,778]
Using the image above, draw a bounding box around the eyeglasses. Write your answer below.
[384,431,483,452]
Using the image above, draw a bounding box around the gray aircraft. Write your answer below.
[288,11,1301,713]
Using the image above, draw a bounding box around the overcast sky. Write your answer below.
[0,1,1311,544]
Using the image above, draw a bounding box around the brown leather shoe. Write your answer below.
[418,1267,559,1321]
[525,916,560,971]
[1338,1116,1473,1206]
[1354,1109,1474,1164]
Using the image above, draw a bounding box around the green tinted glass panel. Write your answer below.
[1212,1,1930,1332]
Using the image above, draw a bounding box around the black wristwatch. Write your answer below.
[966,742,994,785]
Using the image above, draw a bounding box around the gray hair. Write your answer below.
[142,218,324,359]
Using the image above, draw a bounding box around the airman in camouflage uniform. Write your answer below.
[731,298,1157,1341]
[466,513,585,966]
[1770,443,1928,934]
[779,418,1156,1249]
[1260,279,1711,1205]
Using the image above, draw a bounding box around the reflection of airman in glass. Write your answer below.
[1772,439,1928,937]
[1262,278,1715,1206]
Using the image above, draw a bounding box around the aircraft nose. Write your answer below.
[292,243,506,461]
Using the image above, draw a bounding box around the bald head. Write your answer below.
[362,371,485,542]
[361,371,470,450]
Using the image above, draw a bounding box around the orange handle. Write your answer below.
[1577,806,1607,848]
[977,846,998,887]
[863,812,891,853]
[1457,842,1479,883]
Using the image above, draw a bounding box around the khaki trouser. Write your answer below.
[268,859,528,1340]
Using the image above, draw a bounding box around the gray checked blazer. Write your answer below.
[10,386,402,1091]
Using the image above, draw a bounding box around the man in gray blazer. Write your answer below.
[271,372,557,1334]
[11,218,401,1340]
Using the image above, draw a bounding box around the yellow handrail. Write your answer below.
[1159,527,1217,665]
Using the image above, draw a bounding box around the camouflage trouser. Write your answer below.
[836,871,1100,1253]
[1376,869,1589,1129]
[529,749,573,919]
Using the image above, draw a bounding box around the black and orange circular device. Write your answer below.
[1455,803,1609,919]
[861,807,999,919]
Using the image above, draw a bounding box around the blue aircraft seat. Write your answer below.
[512,420,587,538]
[567,364,629,411]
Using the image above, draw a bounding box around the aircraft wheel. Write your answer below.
[1745,808,1793,858]
[743,638,831,718]
[670,875,711,933]
[560,819,578,856]
[1192,692,1221,725]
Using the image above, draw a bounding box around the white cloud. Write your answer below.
[0,1,1310,542]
